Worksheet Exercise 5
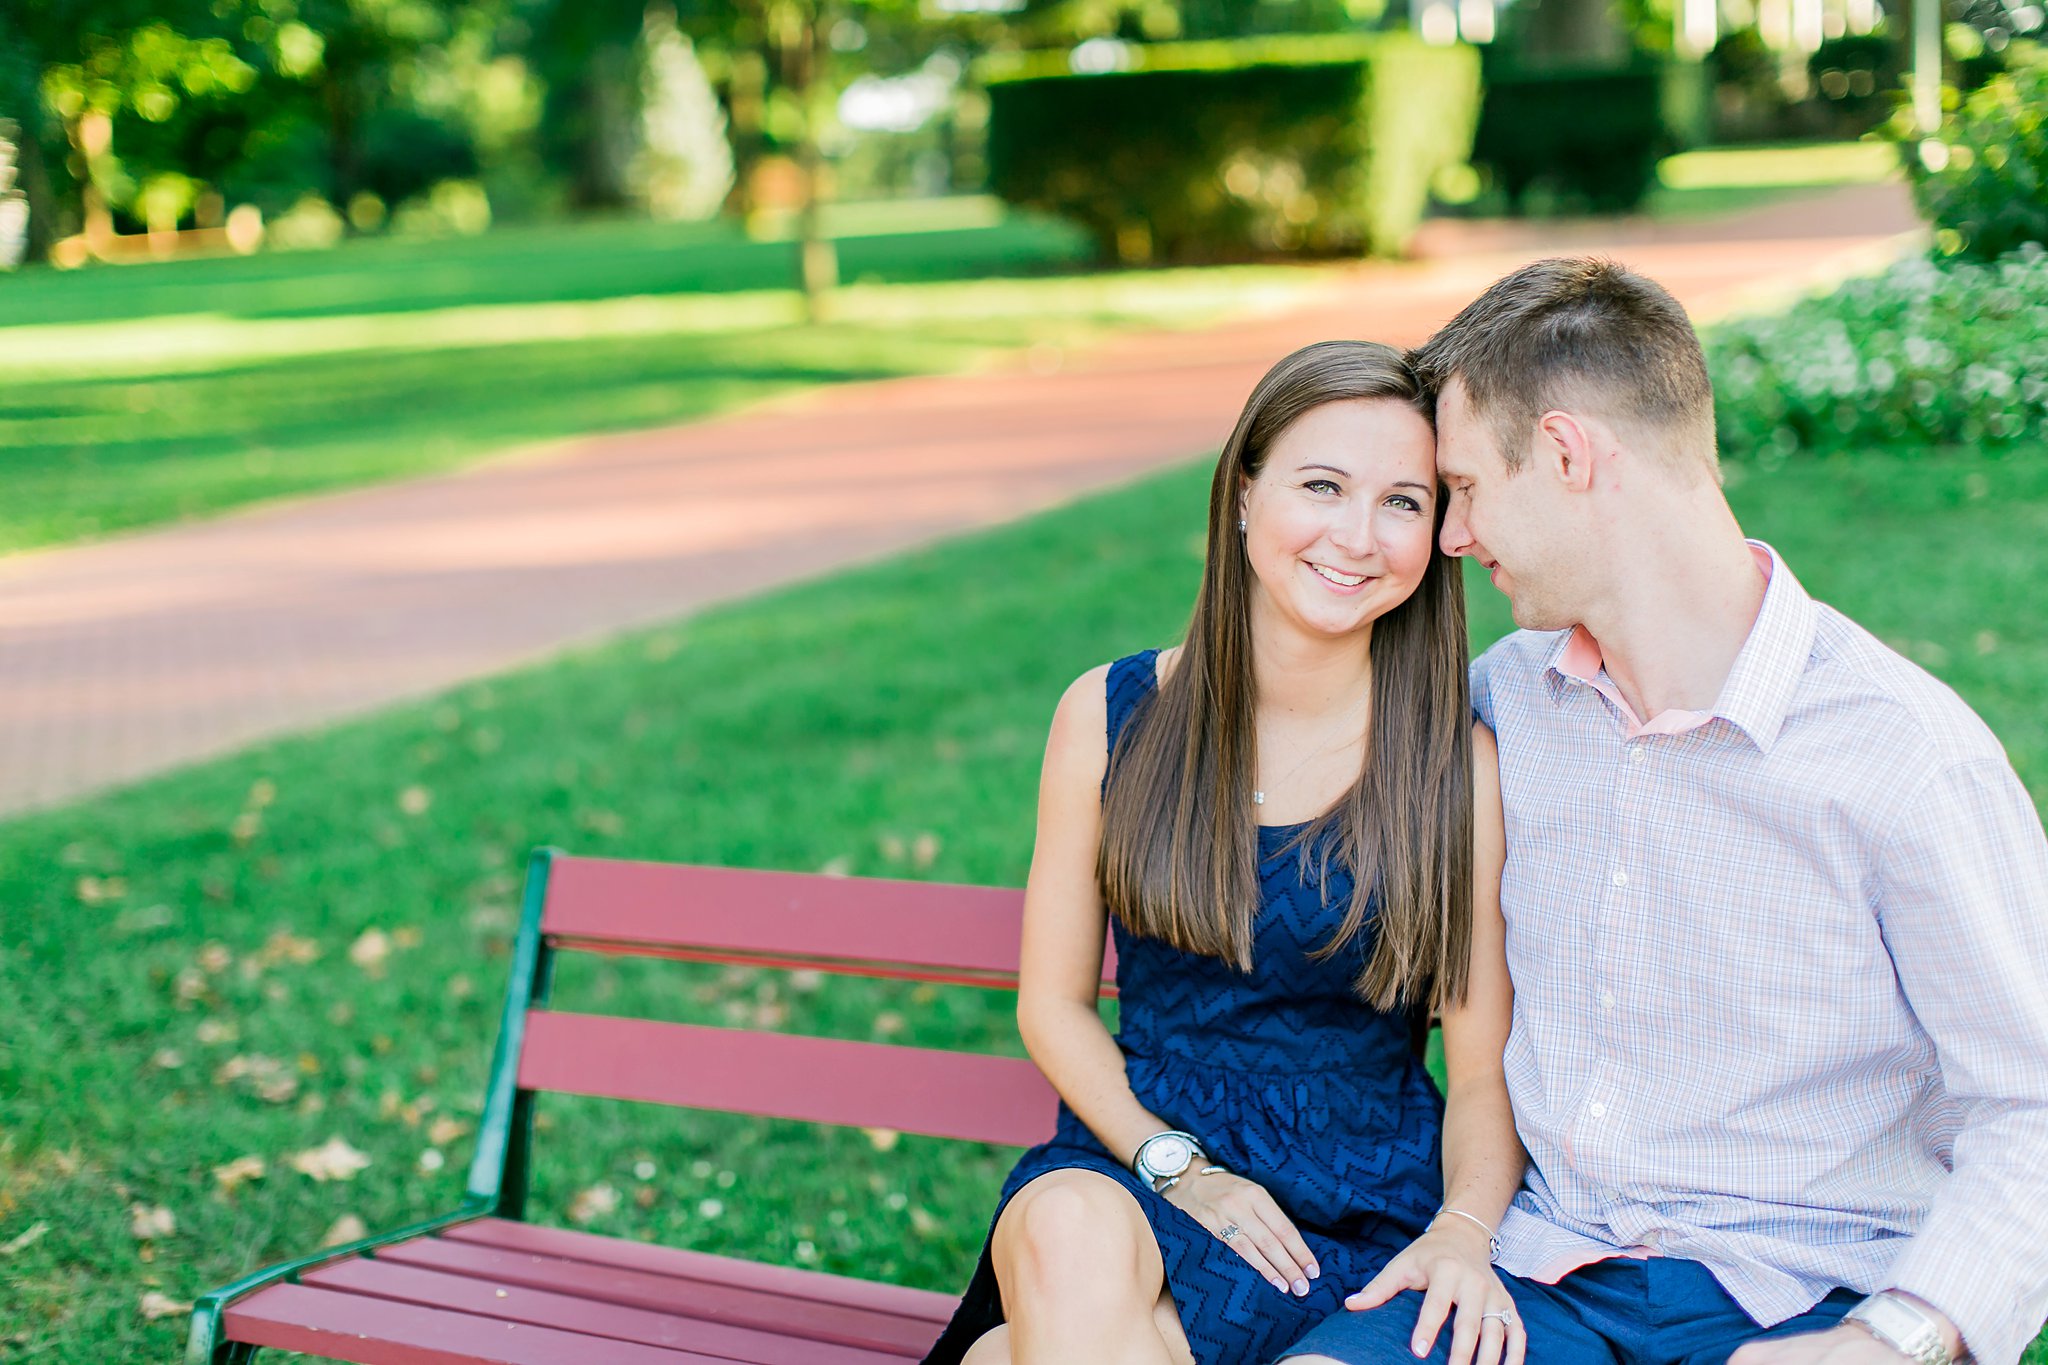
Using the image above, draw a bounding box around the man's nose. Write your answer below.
[1439,504,1474,558]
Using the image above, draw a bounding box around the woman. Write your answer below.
[922,341,1525,1365]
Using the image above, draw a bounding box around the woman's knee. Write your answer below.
[993,1171,1154,1295]
[960,1324,1011,1365]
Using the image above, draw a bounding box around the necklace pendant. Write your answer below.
[1252,790,1265,805]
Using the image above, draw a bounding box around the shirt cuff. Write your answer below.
[1886,1242,2045,1365]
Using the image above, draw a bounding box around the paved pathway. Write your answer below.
[0,183,1920,817]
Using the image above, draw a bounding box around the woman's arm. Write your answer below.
[1014,665,1318,1296]
[1345,720,1527,1365]
[1435,720,1525,1244]
[1014,666,1167,1168]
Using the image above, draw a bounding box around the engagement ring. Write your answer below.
[1219,1223,1241,1242]
[1481,1310,1515,1326]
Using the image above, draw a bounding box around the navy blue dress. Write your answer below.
[922,651,1445,1365]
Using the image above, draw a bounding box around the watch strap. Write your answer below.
[1843,1292,1953,1365]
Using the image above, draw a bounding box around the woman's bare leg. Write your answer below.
[989,1169,1193,1365]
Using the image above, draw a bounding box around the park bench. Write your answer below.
[187,848,1114,1365]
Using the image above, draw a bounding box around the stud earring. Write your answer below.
[1238,518,1247,532]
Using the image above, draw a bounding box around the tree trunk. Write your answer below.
[17,114,58,264]
[1520,0,1631,67]
[724,47,769,216]
[790,0,837,323]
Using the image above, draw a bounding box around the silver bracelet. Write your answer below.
[1431,1206,1502,1262]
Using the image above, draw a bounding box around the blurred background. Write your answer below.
[2,0,2045,1359]
[0,0,2038,279]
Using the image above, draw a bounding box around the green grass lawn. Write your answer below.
[0,204,1332,554]
[2,433,2044,1360]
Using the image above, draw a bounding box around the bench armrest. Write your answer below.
[183,1195,493,1365]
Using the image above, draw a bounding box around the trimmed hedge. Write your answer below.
[1472,53,1708,212]
[978,35,1480,263]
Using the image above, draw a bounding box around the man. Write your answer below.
[1283,258,2048,1365]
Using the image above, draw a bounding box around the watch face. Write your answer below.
[1145,1135,1194,1176]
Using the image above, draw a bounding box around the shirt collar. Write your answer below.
[1541,541,1819,752]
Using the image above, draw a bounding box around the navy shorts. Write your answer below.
[1280,1255,1859,1365]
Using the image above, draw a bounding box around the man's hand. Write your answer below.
[1728,1325,1911,1363]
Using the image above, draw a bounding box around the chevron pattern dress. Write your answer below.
[921,650,1445,1365]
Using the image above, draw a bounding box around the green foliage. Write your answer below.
[2,433,2046,1357]
[1899,50,2048,263]
[981,35,1480,263]
[1472,54,1698,213]
[1804,33,1902,138]
[1706,248,2048,461]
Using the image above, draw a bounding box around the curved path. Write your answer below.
[0,184,1919,817]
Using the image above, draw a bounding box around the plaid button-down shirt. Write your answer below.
[1473,542,2048,1365]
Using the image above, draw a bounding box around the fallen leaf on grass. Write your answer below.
[139,1290,191,1320]
[129,1205,177,1241]
[214,1054,300,1104]
[862,1128,902,1153]
[348,929,391,975]
[77,875,127,905]
[212,1156,267,1194]
[196,943,233,974]
[0,1221,49,1256]
[321,1214,369,1246]
[256,929,320,968]
[568,1183,619,1224]
[288,1137,372,1182]
[150,1049,185,1071]
[417,1149,445,1174]
[427,1117,469,1146]
[195,1018,239,1046]
[397,786,432,816]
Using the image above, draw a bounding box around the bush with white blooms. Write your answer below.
[1707,244,2048,462]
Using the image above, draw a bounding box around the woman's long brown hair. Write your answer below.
[1097,340,1473,1011]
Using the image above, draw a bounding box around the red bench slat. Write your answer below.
[304,1257,914,1364]
[518,1010,1058,1147]
[443,1219,956,1323]
[376,1236,940,1356]
[223,1282,731,1364]
[541,857,1118,990]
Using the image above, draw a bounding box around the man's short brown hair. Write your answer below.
[1411,257,1719,479]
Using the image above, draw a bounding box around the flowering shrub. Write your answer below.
[1706,245,2048,461]
[1899,53,2048,264]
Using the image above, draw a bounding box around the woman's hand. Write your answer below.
[1344,1220,1525,1365]
[1162,1167,1320,1298]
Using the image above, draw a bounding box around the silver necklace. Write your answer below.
[1252,690,1369,807]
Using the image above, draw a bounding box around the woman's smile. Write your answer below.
[1306,561,1373,592]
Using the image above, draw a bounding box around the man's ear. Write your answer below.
[1535,410,1598,493]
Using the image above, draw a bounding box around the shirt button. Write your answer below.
[1588,1102,1608,1118]
[1610,870,1628,887]
[1629,746,1646,763]
[1599,991,1617,1009]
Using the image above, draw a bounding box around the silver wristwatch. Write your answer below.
[1842,1292,1955,1365]
[1131,1130,1205,1193]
